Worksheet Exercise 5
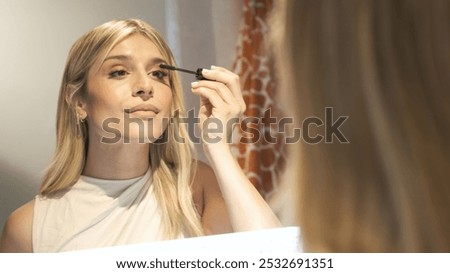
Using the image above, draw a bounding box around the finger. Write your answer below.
[191,86,227,111]
[201,66,240,96]
[199,67,246,112]
[191,81,238,107]
[192,83,244,118]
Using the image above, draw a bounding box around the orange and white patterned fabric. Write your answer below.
[232,0,286,199]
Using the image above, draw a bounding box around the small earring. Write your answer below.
[76,114,80,127]
[75,113,87,138]
[77,112,87,123]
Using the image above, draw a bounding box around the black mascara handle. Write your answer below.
[196,68,207,80]
[159,64,212,81]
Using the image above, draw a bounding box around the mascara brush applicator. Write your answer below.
[159,64,207,80]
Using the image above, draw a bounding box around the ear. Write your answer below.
[65,84,88,119]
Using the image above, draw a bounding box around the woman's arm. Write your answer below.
[0,200,34,253]
[191,66,281,232]
[192,160,233,235]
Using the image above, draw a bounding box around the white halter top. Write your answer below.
[33,168,175,252]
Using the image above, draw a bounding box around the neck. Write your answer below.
[83,135,151,180]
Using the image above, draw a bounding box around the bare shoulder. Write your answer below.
[191,160,220,205]
[193,160,217,188]
[0,199,34,253]
[191,160,214,215]
[192,160,233,234]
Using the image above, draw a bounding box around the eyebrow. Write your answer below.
[103,55,168,66]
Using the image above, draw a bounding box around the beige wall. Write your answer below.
[0,0,241,229]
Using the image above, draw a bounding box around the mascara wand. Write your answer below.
[159,64,207,80]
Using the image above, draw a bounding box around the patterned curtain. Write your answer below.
[231,0,286,199]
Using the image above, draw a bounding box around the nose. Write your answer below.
[132,72,153,100]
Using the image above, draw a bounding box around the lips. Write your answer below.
[125,103,160,114]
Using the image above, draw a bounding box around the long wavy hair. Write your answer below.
[40,19,204,239]
[272,0,450,252]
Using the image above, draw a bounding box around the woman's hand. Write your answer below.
[191,65,281,232]
[191,66,246,154]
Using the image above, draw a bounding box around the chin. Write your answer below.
[98,122,168,145]
[122,129,166,144]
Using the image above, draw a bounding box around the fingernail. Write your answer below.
[191,81,198,87]
[211,65,218,69]
[202,68,211,75]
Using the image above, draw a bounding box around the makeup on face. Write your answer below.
[159,64,208,80]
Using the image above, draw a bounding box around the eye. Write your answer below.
[150,70,169,80]
[108,70,129,78]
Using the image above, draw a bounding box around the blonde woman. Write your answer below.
[272,0,450,252]
[0,19,280,252]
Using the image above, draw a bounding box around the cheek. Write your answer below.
[85,83,125,128]
[160,91,174,117]
[87,96,114,121]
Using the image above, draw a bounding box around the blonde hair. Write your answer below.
[40,19,204,239]
[272,0,450,252]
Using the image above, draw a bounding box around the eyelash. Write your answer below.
[108,70,169,81]
[151,70,169,80]
[109,70,129,78]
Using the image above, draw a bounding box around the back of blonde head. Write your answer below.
[41,19,203,239]
[273,0,450,252]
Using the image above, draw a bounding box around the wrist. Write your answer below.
[203,141,231,157]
